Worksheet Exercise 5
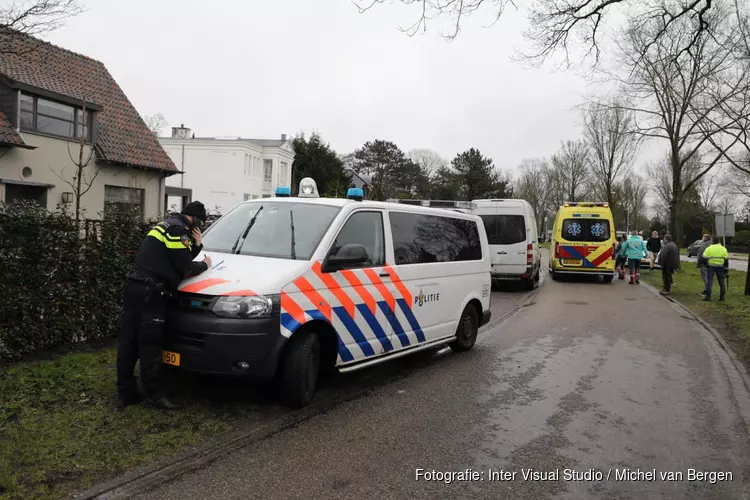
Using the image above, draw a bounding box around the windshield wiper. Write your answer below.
[231,205,263,255]
[289,209,297,260]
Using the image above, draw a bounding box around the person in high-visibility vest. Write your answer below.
[700,235,729,301]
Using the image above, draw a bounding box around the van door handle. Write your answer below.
[379,272,390,277]
[497,251,507,255]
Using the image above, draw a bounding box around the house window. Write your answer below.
[252,157,261,177]
[20,92,93,141]
[244,154,250,176]
[243,193,251,201]
[279,161,288,184]
[104,185,144,220]
[251,194,260,199]
[263,160,273,183]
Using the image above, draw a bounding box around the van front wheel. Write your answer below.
[450,305,479,353]
[280,331,320,408]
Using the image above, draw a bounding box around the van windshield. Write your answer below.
[479,215,526,245]
[562,218,611,242]
[201,202,341,260]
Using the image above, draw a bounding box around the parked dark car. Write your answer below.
[686,239,702,257]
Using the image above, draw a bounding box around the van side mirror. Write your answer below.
[323,243,369,272]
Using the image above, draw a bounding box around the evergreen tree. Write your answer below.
[451,148,508,200]
[291,132,351,197]
[351,140,420,200]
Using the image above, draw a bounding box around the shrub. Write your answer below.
[732,229,750,247]
[0,202,161,361]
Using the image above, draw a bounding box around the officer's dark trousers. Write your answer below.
[116,280,168,400]
[706,266,727,299]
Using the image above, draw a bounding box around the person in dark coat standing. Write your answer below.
[696,233,712,297]
[116,202,212,410]
[658,234,679,295]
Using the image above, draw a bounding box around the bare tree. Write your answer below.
[544,163,568,211]
[51,101,100,226]
[610,7,745,244]
[143,113,168,137]
[583,99,639,212]
[407,148,447,179]
[356,0,743,70]
[515,158,550,233]
[0,0,83,55]
[551,139,590,202]
[725,158,750,197]
[620,174,649,233]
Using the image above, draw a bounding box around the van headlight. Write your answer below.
[212,294,279,318]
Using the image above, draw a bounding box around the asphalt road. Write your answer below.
[681,255,747,272]
[133,273,750,500]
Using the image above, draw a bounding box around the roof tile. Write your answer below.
[0,108,26,147]
[0,29,176,172]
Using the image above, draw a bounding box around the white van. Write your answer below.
[472,199,541,290]
[164,179,493,408]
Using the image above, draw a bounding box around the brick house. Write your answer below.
[0,28,178,220]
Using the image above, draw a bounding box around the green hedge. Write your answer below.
[0,202,222,362]
[733,230,750,247]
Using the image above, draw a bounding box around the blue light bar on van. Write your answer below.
[347,188,364,201]
[564,202,608,207]
[275,186,291,197]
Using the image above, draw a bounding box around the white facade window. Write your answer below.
[253,157,261,177]
[251,194,260,199]
[279,161,288,185]
[243,193,251,201]
[263,159,273,183]
[262,194,272,198]
[244,154,251,176]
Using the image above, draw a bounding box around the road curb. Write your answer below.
[642,282,750,437]
[75,289,538,499]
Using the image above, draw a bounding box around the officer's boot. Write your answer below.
[145,396,181,410]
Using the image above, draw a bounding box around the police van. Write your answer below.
[164,179,493,408]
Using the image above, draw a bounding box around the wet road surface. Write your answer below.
[135,274,750,500]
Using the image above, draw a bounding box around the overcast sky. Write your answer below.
[44,0,664,175]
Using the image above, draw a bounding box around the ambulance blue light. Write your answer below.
[275,186,291,197]
[347,188,364,201]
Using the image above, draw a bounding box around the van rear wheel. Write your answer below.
[450,305,479,353]
[279,331,320,408]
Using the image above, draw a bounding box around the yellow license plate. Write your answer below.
[563,259,582,266]
[162,350,180,366]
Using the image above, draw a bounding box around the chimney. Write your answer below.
[172,124,192,139]
[281,133,287,141]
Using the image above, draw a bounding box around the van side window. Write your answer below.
[389,212,482,265]
[330,211,385,268]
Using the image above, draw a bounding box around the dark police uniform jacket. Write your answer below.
[130,214,209,292]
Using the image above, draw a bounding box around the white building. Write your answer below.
[159,125,295,214]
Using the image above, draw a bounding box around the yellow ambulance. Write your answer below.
[548,202,617,282]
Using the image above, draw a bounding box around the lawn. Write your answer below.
[641,266,750,366]
[0,348,270,499]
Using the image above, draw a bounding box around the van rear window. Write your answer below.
[562,218,610,242]
[479,215,525,245]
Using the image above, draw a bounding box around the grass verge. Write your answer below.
[641,266,750,369]
[0,348,269,500]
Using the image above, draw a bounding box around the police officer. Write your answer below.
[116,201,212,410]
